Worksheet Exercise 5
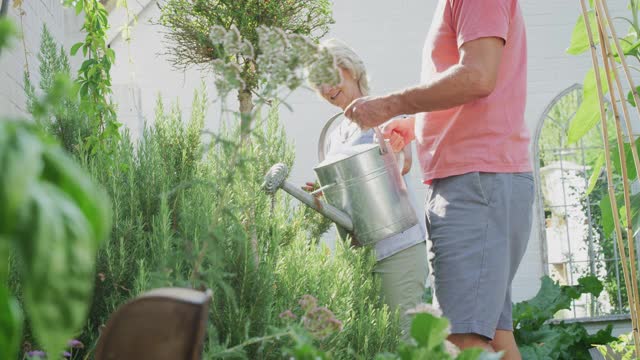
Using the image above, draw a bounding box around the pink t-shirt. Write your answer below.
[416,0,531,182]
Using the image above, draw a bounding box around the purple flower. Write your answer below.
[298,294,318,312]
[62,351,72,358]
[279,309,297,320]
[27,350,46,358]
[302,306,342,339]
[328,318,343,332]
[67,339,84,349]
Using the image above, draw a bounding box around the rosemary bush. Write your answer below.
[20,28,399,358]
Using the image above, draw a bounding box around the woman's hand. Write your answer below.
[382,116,416,146]
[302,181,323,199]
[381,116,415,175]
[388,132,406,153]
[301,181,323,209]
[301,181,319,194]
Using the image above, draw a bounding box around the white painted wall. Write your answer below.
[0,0,635,311]
[0,1,83,117]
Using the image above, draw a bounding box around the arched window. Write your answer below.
[533,84,630,319]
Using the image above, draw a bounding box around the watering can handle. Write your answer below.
[317,112,410,173]
[318,112,343,163]
[373,126,412,175]
[398,143,412,175]
[310,182,336,196]
[318,112,389,160]
[372,127,388,155]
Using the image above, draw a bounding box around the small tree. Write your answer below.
[158,0,334,128]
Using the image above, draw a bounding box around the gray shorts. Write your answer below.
[425,171,534,340]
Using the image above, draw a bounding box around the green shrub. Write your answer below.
[20,17,400,360]
[513,275,616,359]
[82,95,399,359]
[272,233,399,359]
[1,20,111,359]
[24,25,93,154]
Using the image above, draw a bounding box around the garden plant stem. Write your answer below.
[599,0,640,123]
[582,0,640,355]
[596,4,640,342]
[212,330,294,357]
[594,0,640,338]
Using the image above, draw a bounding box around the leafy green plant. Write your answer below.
[25,25,93,154]
[564,0,640,321]
[596,332,636,359]
[373,312,502,360]
[0,24,111,357]
[513,275,616,359]
[72,93,398,358]
[24,74,397,357]
[228,300,502,360]
[62,0,120,152]
[567,1,639,143]
[14,5,398,360]
[212,294,343,359]
[271,232,399,359]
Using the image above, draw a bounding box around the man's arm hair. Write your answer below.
[386,36,505,117]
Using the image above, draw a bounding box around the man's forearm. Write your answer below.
[385,63,497,117]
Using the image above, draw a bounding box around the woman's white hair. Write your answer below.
[318,38,370,96]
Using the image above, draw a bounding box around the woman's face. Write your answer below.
[318,67,362,110]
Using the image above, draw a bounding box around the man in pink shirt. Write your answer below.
[345,0,533,358]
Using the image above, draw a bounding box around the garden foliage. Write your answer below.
[565,0,640,316]
[14,21,401,359]
[513,275,616,359]
[0,19,111,360]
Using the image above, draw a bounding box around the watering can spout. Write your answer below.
[262,163,354,231]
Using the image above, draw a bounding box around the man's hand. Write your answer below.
[381,116,416,148]
[344,96,399,130]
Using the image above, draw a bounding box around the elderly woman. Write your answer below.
[305,38,428,334]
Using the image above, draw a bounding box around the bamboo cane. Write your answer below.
[599,29,640,192]
[594,4,640,348]
[579,1,640,354]
[595,0,640,339]
[594,4,640,179]
[598,0,640,121]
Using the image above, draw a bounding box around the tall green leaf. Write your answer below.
[0,259,23,360]
[611,138,640,180]
[567,68,610,145]
[627,87,640,106]
[600,193,615,237]
[567,11,600,55]
[619,193,640,237]
[0,121,111,357]
[612,33,640,63]
[585,152,604,196]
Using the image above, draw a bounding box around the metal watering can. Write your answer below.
[263,114,418,246]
